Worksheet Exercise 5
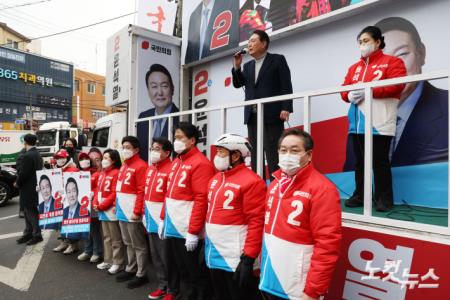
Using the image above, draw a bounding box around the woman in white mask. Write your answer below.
[340,25,407,212]
[205,133,267,300]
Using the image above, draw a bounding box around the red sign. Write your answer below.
[326,226,450,299]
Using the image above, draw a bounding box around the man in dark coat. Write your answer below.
[15,133,44,245]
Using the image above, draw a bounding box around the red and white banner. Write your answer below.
[137,0,177,35]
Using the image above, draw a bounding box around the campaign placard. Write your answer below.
[36,168,64,230]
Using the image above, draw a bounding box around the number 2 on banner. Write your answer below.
[194,70,208,97]
[80,196,89,217]
[210,11,232,51]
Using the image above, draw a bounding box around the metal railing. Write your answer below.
[135,70,450,236]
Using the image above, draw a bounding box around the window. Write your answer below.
[87,82,96,94]
[102,85,105,96]
[91,110,107,121]
[92,127,109,148]
[5,39,19,49]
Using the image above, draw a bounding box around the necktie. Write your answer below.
[390,116,402,158]
[153,119,162,137]
[199,8,210,59]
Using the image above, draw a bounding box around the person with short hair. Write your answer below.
[159,122,216,300]
[16,133,44,246]
[94,149,126,275]
[115,136,149,289]
[232,29,293,180]
[341,25,407,212]
[205,133,266,300]
[259,129,342,300]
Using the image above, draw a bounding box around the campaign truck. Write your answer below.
[0,130,33,165]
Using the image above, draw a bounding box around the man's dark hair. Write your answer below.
[153,137,173,154]
[374,17,423,49]
[145,64,174,95]
[357,26,386,49]
[39,174,52,191]
[252,29,270,49]
[122,136,140,149]
[175,122,199,145]
[65,177,79,195]
[88,147,102,157]
[103,149,122,169]
[278,129,314,151]
[24,133,37,146]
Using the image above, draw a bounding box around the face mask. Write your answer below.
[122,149,134,160]
[101,159,111,169]
[65,147,74,154]
[79,160,90,169]
[57,158,67,167]
[173,140,187,154]
[278,153,306,176]
[214,155,230,171]
[360,43,376,58]
[150,151,162,164]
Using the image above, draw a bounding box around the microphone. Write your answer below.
[234,48,248,56]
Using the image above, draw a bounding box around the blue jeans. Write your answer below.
[84,218,103,256]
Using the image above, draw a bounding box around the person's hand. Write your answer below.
[158,220,165,240]
[301,293,318,300]
[280,110,290,121]
[233,53,243,70]
[185,233,199,252]
[348,90,365,104]
[130,213,140,221]
[233,255,255,287]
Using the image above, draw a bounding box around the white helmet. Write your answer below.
[214,133,252,157]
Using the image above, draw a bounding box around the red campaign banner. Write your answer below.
[62,217,90,226]
[326,226,450,299]
[39,210,63,220]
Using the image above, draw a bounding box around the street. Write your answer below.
[0,197,156,300]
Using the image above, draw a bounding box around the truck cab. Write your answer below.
[36,122,81,163]
[89,112,127,152]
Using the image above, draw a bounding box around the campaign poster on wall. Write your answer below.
[61,172,91,240]
[137,0,178,35]
[135,36,181,161]
[193,0,449,210]
[36,168,64,230]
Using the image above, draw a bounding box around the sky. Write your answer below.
[0,0,137,75]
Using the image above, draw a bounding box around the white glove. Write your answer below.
[158,220,165,240]
[185,233,199,252]
[348,90,365,104]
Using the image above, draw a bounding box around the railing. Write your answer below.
[135,70,450,237]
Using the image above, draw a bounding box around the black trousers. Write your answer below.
[351,134,394,205]
[210,268,262,300]
[167,238,211,300]
[23,205,41,237]
[261,292,286,300]
[248,113,284,180]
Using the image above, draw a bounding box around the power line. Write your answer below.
[0,11,136,46]
[0,0,53,12]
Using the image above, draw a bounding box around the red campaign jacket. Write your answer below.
[93,167,119,211]
[162,147,215,237]
[61,164,79,173]
[259,164,342,300]
[143,158,172,209]
[116,154,148,216]
[205,164,267,259]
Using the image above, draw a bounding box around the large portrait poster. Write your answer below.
[37,169,64,230]
[137,0,177,35]
[135,36,181,161]
[61,172,91,240]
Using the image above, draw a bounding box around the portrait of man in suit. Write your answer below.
[63,177,81,220]
[184,0,239,64]
[137,64,179,161]
[38,175,55,215]
[239,0,271,42]
[343,17,448,171]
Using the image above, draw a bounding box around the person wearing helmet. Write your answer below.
[205,133,267,300]
[53,149,79,173]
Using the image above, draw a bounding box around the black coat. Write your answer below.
[231,52,293,124]
[16,147,43,208]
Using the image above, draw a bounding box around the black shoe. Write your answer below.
[116,271,136,282]
[18,211,25,218]
[126,276,149,289]
[345,195,363,207]
[16,235,32,244]
[26,235,43,245]
[376,200,392,212]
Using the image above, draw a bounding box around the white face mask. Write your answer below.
[150,151,162,164]
[360,43,376,58]
[278,153,307,176]
[56,158,67,167]
[79,160,90,169]
[214,155,230,171]
[122,149,134,160]
[101,159,111,169]
[173,140,187,154]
